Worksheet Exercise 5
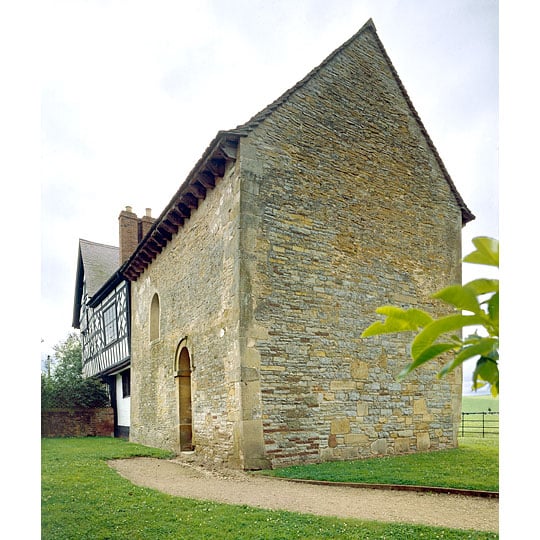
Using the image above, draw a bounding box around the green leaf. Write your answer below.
[361,306,432,337]
[463,237,499,267]
[439,337,498,377]
[412,342,458,365]
[438,358,464,378]
[464,278,499,296]
[375,306,433,327]
[397,342,457,380]
[361,319,412,337]
[432,284,482,314]
[461,332,485,344]
[487,292,499,333]
[458,337,498,359]
[472,356,499,397]
[411,314,487,360]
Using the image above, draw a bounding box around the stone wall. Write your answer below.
[237,26,463,467]
[41,408,114,438]
[129,161,248,466]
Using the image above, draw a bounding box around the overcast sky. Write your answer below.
[38,0,499,391]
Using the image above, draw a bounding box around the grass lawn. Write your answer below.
[262,438,498,492]
[42,437,497,539]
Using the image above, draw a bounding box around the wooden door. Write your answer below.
[177,347,193,451]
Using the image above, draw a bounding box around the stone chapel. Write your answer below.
[117,19,473,469]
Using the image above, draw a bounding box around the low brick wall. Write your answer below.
[41,408,114,438]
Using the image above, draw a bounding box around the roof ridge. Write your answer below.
[80,238,119,250]
[234,18,376,132]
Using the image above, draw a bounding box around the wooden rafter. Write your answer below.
[167,209,185,226]
[187,181,206,200]
[196,171,215,189]
[138,250,153,264]
[176,203,191,218]
[130,260,146,274]
[182,193,199,209]
[157,226,173,241]
[219,141,238,159]
[151,230,168,246]
[146,238,161,254]
[206,158,225,177]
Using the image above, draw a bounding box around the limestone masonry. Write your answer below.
[126,19,473,469]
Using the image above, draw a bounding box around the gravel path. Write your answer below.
[109,457,498,533]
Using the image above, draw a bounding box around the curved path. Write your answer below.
[109,457,498,533]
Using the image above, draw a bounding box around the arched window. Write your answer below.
[150,293,160,341]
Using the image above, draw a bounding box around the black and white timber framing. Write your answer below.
[73,238,132,437]
[79,279,130,378]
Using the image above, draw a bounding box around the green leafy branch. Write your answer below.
[361,237,499,396]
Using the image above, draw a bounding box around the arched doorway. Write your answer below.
[175,346,193,451]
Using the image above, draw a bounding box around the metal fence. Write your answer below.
[460,411,499,437]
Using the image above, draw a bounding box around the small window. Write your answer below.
[121,369,130,398]
[103,304,118,345]
[150,293,160,341]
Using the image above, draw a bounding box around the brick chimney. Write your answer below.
[118,206,156,265]
[118,206,140,265]
[139,208,154,240]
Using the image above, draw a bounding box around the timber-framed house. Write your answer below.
[72,207,154,437]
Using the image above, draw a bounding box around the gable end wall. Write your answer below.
[238,27,463,467]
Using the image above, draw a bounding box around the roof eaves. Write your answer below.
[72,245,85,329]
[121,130,243,281]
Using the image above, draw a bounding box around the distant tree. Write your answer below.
[361,237,499,396]
[41,333,110,408]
